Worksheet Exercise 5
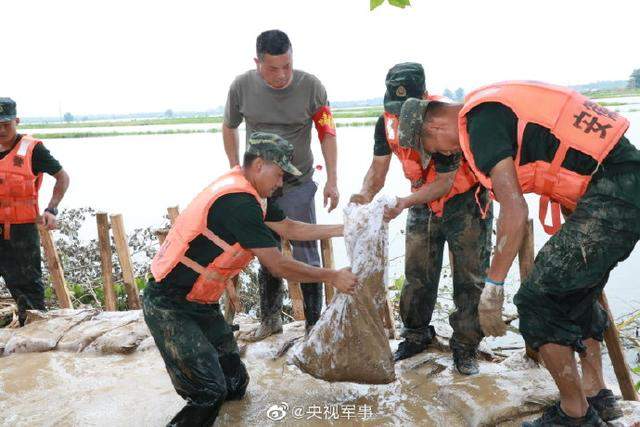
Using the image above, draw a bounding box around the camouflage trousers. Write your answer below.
[260,180,323,327]
[142,282,248,426]
[400,187,493,352]
[515,171,640,353]
[0,223,46,325]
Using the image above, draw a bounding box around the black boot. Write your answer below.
[587,388,623,421]
[237,267,283,342]
[522,404,606,426]
[452,347,479,375]
[394,340,428,361]
[167,402,223,427]
[394,326,435,362]
[300,282,323,331]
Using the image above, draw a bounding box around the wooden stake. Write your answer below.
[282,239,305,320]
[600,293,639,401]
[96,212,117,311]
[155,229,169,245]
[38,225,73,309]
[320,238,335,305]
[109,214,141,310]
[223,276,239,323]
[167,206,180,225]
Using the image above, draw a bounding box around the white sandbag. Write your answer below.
[292,196,396,384]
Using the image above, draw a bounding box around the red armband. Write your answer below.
[312,105,336,142]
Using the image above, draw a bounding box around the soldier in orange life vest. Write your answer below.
[350,63,492,375]
[0,98,70,326]
[398,81,640,426]
[142,132,357,427]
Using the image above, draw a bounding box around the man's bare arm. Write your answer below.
[320,133,339,212]
[401,169,455,207]
[252,247,356,294]
[487,157,528,283]
[266,218,342,241]
[41,168,69,230]
[382,169,456,222]
[351,155,391,204]
[47,169,69,210]
[222,124,241,168]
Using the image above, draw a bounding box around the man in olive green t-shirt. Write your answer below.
[223,30,339,340]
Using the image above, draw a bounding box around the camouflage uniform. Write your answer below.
[394,85,492,353]
[400,187,492,352]
[142,282,249,425]
[515,170,640,352]
[143,132,300,425]
[0,223,46,325]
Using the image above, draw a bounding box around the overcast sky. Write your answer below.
[3,0,638,117]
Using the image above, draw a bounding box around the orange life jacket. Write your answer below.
[384,95,477,217]
[151,166,267,304]
[458,81,629,234]
[0,135,43,239]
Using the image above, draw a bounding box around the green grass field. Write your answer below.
[20,88,640,140]
[584,88,640,99]
[31,119,378,139]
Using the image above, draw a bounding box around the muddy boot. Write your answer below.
[394,340,427,362]
[167,402,223,427]
[522,404,606,427]
[394,325,435,362]
[17,295,27,327]
[238,266,285,343]
[300,282,323,331]
[237,315,283,343]
[587,388,623,421]
[452,348,479,375]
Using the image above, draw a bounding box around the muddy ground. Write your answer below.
[1,309,640,426]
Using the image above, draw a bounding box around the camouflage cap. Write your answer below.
[246,132,302,176]
[383,62,425,115]
[0,98,17,123]
[398,97,432,165]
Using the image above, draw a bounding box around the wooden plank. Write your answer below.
[155,229,169,245]
[96,212,117,311]
[320,238,335,305]
[282,239,305,320]
[600,293,639,401]
[167,206,180,225]
[517,219,540,363]
[109,214,141,310]
[37,225,73,309]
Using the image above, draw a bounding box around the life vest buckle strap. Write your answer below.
[474,185,491,219]
[539,196,562,235]
[179,255,225,282]
[201,228,233,252]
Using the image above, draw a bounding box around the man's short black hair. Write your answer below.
[256,30,292,60]
[243,151,259,168]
